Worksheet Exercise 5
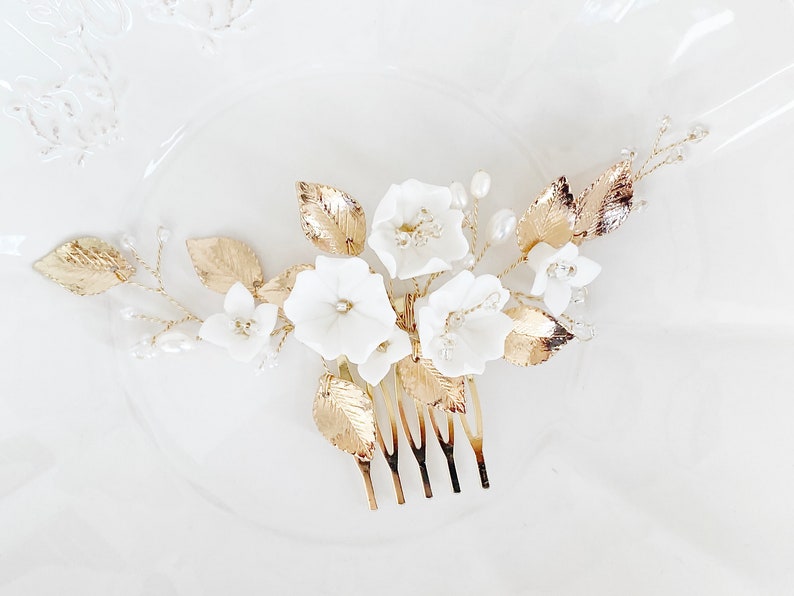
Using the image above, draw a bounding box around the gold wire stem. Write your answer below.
[369,379,405,505]
[427,407,460,493]
[459,375,489,489]
[420,271,443,297]
[471,241,492,269]
[470,196,480,252]
[355,458,378,511]
[633,118,708,183]
[395,367,433,498]
[127,281,203,323]
[497,255,526,280]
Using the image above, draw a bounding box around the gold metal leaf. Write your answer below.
[313,373,376,461]
[397,353,467,414]
[572,159,634,243]
[503,305,573,366]
[34,237,135,296]
[256,263,314,307]
[186,237,264,295]
[296,181,366,256]
[516,176,575,253]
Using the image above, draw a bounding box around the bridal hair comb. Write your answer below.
[34,117,707,509]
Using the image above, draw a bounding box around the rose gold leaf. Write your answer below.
[186,237,264,295]
[572,160,634,243]
[397,353,467,414]
[34,237,135,295]
[256,263,314,308]
[516,176,575,253]
[296,182,366,256]
[503,304,573,366]
[313,373,376,461]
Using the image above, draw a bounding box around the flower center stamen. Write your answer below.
[231,317,258,337]
[394,207,444,249]
[335,299,353,313]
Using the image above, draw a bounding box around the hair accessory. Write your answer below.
[34,117,707,509]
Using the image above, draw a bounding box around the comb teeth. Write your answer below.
[352,367,488,510]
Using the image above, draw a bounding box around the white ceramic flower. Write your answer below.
[357,326,412,385]
[199,282,279,363]
[283,256,396,363]
[416,271,513,377]
[367,179,469,280]
[526,241,601,316]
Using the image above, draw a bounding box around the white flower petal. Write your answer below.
[252,303,279,336]
[283,271,337,324]
[461,312,513,361]
[224,282,255,318]
[525,242,558,272]
[556,242,579,262]
[227,335,269,363]
[570,256,601,288]
[529,269,549,296]
[357,353,392,385]
[292,312,343,360]
[367,229,399,278]
[340,310,391,364]
[543,279,572,316]
[371,183,402,226]
[199,313,233,349]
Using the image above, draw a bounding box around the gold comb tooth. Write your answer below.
[367,378,405,505]
[396,366,433,499]
[459,375,489,489]
[427,406,460,493]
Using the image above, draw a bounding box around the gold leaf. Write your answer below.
[397,353,467,414]
[572,159,634,243]
[503,305,573,366]
[313,373,376,461]
[296,181,366,256]
[34,237,135,295]
[186,237,264,295]
[516,176,575,253]
[256,263,314,307]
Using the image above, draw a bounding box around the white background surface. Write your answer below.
[2,1,794,594]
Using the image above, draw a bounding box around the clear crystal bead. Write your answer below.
[571,287,588,305]
[620,146,637,160]
[482,292,501,311]
[121,234,136,250]
[573,321,596,341]
[665,147,686,164]
[119,306,136,320]
[447,311,465,330]
[157,226,171,243]
[416,207,432,223]
[631,199,649,214]
[335,299,353,313]
[548,262,576,281]
[438,334,456,360]
[658,115,672,132]
[688,125,709,143]
[130,337,158,359]
[395,230,412,248]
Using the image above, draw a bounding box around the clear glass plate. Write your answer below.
[4,1,794,593]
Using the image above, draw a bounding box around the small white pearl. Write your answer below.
[449,181,469,210]
[470,170,491,199]
[156,331,195,354]
[485,208,517,244]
